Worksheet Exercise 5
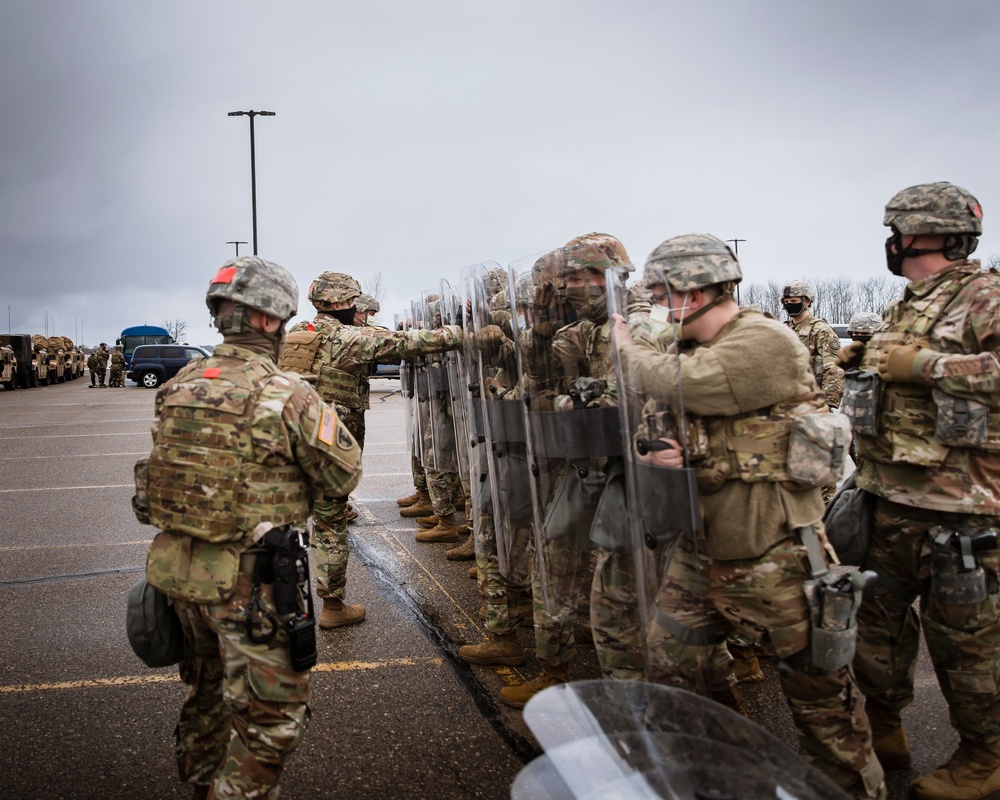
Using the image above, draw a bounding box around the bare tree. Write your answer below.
[363,271,386,305]
[162,319,189,342]
[989,253,1000,270]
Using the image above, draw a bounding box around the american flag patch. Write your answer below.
[318,408,336,445]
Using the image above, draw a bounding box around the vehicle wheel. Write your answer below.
[140,371,161,388]
[2,381,14,391]
[29,371,37,388]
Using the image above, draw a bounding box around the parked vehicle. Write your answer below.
[0,345,16,390]
[118,325,173,369]
[0,335,36,388]
[127,344,210,388]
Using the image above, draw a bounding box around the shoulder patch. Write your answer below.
[337,424,355,451]
[317,407,337,446]
[203,367,222,378]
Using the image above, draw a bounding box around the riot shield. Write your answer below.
[606,273,702,651]
[515,245,629,614]
[419,289,458,475]
[439,278,471,484]
[410,298,431,472]
[511,680,850,800]
[396,310,419,470]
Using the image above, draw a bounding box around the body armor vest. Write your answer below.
[666,393,829,493]
[279,320,365,409]
[146,356,310,543]
[858,264,1000,468]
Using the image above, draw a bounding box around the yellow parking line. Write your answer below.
[0,656,445,694]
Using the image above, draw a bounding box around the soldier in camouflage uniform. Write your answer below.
[87,350,99,387]
[278,272,463,628]
[501,234,648,709]
[135,256,363,800]
[95,342,109,387]
[612,234,884,799]
[838,183,1000,800]
[108,345,126,387]
[783,280,845,409]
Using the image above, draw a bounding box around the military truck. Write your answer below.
[29,335,52,385]
[0,334,39,388]
[45,336,69,383]
[0,345,16,390]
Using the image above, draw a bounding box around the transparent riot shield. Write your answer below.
[606,270,703,667]
[511,680,850,800]
[396,310,418,469]
[515,245,629,615]
[418,289,458,476]
[410,298,431,473]
[439,278,471,484]
[465,261,532,584]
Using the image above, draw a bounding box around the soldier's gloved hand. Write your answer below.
[529,391,555,411]
[484,376,506,397]
[877,344,937,384]
[477,325,507,359]
[836,341,866,370]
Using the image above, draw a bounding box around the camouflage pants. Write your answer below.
[531,538,593,670]
[590,546,645,680]
[108,366,124,387]
[475,504,530,636]
[410,452,427,493]
[853,497,1000,744]
[311,407,365,599]
[426,469,461,517]
[647,534,883,799]
[95,365,106,386]
[172,572,310,798]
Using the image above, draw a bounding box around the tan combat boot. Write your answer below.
[415,514,459,543]
[416,514,439,529]
[728,641,765,684]
[318,597,366,629]
[399,491,434,517]
[910,739,1000,800]
[500,664,570,709]
[446,531,475,561]
[468,566,478,579]
[865,698,911,771]
[345,504,359,523]
[459,633,525,666]
[397,490,422,507]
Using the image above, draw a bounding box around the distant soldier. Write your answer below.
[108,345,126,387]
[846,311,882,345]
[87,350,99,387]
[354,293,380,327]
[95,342,109,388]
[134,256,362,799]
[278,271,463,628]
[840,182,1000,800]
[782,281,844,409]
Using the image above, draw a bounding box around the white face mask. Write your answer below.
[649,304,671,323]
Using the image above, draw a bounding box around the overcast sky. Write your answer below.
[2,0,998,347]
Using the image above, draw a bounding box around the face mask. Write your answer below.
[565,285,608,321]
[783,301,804,317]
[649,304,671,323]
[851,334,872,344]
[330,306,357,325]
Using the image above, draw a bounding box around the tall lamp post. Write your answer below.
[227,110,275,255]
[226,240,248,257]
[726,238,746,304]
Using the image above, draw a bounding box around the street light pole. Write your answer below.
[228,110,275,256]
[226,240,249,257]
[726,239,747,304]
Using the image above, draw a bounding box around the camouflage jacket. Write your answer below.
[282,314,462,410]
[624,307,826,560]
[786,312,844,407]
[856,260,1000,515]
[96,348,110,368]
[111,351,126,368]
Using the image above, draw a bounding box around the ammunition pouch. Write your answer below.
[930,526,999,606]
[786,412,852,487]
[803,569,870,672]
[933,389,993,449]
[840,369,880,437]
[132,458,150,525]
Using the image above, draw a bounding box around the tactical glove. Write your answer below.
[877,344,936,384]
[836,341,866,370]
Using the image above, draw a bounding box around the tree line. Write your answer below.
[739,275,906,323]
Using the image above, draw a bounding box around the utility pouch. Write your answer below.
[132,458,150,525]
[787,412,852,487]
[930,526,996,605]
[804,570,873,671]
[146,531,241,604]
[590,461,630,552]
[839,370,880,437]
[633,460,702,550]
[543,466,606,548]
[933,389,989,448]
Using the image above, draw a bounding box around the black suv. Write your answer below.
[128,344,210,388]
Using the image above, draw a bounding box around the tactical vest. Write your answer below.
[788,316,827,389]
[146,356,310,543]
[680,393,830,493]
[278,321,365,409]
[858,264,1000,468]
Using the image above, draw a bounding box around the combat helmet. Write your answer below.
[643,234,741,293]
[564,232,632,270]
[206,257,299,333]
[847,311,882,337]
[884,182,982,267]
[781,280,816,305]
[355,293,380,315]
[308,271,361,309]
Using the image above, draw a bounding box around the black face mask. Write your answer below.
[885,229,950,276]
[783,301,805,317]
[330,306,357,325]
[851,334,872,344]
